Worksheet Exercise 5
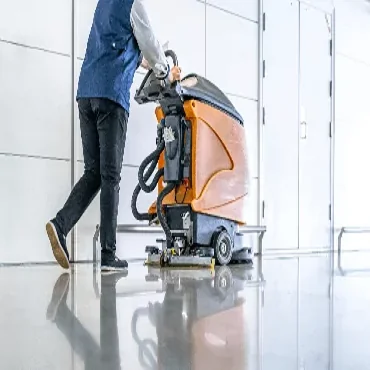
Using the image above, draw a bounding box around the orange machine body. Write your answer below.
[148,99,249,225]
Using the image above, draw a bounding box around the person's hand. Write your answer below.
[169,66,182,83]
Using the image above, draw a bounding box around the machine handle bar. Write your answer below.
[136,50,179,98]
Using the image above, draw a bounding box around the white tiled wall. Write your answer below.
[332,0,370,246]
[0,2,72,262]
[207,0,259,21]
[77,0,97,59]
[145,0,206,77]
[206,5,258,99]
[0,156,71,263]
[0,0,72,54]
[0,42,71,159]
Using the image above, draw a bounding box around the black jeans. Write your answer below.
[55,98,128,258]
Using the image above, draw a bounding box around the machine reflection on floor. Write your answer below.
[130,265,262,370]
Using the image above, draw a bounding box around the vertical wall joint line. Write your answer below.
[71,0,77,262]
[257,0,265,227]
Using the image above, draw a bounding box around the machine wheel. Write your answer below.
[213,230,233,265]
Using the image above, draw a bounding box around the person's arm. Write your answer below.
[130,0,169,79]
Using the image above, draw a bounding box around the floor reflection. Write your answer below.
[130,266,258,370]
[47,272,127,370]
[48,265,260,370]
[39,254,370,370]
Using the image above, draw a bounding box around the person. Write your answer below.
[46,0,182,271]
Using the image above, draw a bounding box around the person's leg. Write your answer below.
[91,99,128,270]
[56,99,101,234]
[46,98,101,269]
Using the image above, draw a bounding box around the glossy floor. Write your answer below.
[1,253,370,370]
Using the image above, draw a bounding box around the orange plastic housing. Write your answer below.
[148,100,249,225]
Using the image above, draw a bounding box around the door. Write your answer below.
[262,0,300,251]
[299,3,333,249]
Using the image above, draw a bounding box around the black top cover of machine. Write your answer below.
[180,74,244,125]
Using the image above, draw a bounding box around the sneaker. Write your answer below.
[46,220,70,269]
[101,256,128,272]
[46,273,70,321]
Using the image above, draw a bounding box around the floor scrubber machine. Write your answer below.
[131,51,252,268]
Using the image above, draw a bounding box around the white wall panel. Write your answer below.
[229,96,258,178]
[76,60,84,161]
[0,0,71,54]
[299,0,333,13]
[117,166,155,226]
[206,5,258,99]
[0,43,71,159]
[207,0,258,21]
[335,55,370,124]
[77,0,97,59]
[0,156,71,263]
[144,0,206,76]
[124,73,159,166]
[335,0,370,64]
[332,1,370,233]
[334,56,370,228]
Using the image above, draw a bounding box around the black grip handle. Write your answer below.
[135,50,179,100]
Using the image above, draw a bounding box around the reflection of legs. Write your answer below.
[100,274,123,370]
[47,274,100,370]
[47,273,124,370]
[55,306,100,370]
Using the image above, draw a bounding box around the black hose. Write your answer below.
[156,182,176,246]
[138,141,165,193]
[131,140,164,221]
[131,183,150,221]
[131,167,164,221]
